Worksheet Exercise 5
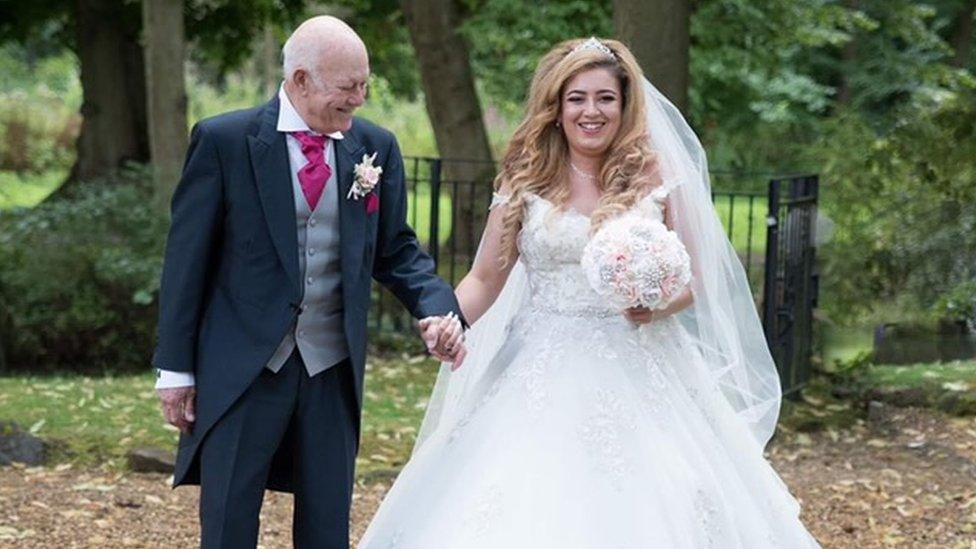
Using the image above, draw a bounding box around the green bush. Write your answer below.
[0,46,80,174]
[937,280,976,332]
[0,92,78,174]
[0,168,166,372]
[811,82,976,323]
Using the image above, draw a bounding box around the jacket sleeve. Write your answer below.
[152,123,225,372]
[370,137,467,327]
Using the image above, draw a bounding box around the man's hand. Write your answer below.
[418,312,467,370]
[157,386,196,434]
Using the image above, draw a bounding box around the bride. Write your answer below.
[359,37,820,548]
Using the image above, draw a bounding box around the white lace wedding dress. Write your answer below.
[359,192,820,548]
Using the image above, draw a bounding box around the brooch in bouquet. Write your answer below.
[580,214,692,311]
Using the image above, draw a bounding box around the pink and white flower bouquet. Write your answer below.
[580,214,692,311]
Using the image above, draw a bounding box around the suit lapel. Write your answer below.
[248,98,301,296]
[336,131,367,288]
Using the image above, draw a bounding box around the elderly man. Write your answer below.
[153,16,465,548]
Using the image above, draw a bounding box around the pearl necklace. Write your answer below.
[569,162,598,181]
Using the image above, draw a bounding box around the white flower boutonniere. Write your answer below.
[348,152,383,200]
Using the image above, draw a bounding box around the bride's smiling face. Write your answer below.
[558,67,623,159]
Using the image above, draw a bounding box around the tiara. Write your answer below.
[571,37,615,59]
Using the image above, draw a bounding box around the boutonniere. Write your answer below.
[348,152,382,214]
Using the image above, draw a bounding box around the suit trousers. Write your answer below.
[198,351,358,548]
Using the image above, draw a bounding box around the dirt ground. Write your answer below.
[1,406,974,548]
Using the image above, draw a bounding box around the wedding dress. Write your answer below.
[358,189,821,548]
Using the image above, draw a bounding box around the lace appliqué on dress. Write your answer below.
[578,388,638,491]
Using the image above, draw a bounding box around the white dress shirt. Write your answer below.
[155,84,344,389]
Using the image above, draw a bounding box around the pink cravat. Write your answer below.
[291,131,332,211]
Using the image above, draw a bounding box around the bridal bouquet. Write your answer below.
[581,214,692,311]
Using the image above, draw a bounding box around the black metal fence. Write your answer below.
[762,176,820,397]
[370,157,819,396]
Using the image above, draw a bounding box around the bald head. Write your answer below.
[283,16,367,83]
[281,16,370,134]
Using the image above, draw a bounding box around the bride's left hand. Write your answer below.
[624,306,656,325]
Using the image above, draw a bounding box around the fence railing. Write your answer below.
[763,176,820,397]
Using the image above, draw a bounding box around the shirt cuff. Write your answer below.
[155,369,196,389]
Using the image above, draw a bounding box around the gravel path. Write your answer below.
[1,407,974,548]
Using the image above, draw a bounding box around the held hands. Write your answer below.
[157,386,196,434]
[418,311,467,371]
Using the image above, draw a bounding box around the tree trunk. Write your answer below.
[67,0,149,188]
[259,25,280,99]
[0,308,7,373]
[0,286,10,372]
[836,0,860,106]
[613,0,690,114]
[402,0,495,264]
[950,0,976,69]
[143,0,188,212]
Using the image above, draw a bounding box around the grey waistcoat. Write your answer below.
[265,142,349,376]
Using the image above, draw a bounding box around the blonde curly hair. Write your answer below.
[494,38,658,266]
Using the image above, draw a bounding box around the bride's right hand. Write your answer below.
[624,306,655,325]
[419,313,466,366]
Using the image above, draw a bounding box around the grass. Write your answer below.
[712,194,768,258]
[357,355,439,477]
[857,359,976,391]
[820,323,875,370]
[406,182,453,247]
[0,170,65,210]
[0,353,443,475]
[779,359,976,434]
[0,374,177,469]
[844,359,976,416]
[777,375,861,434]
[3,355,972,473]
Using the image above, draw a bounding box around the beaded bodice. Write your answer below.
[516,192,665,318]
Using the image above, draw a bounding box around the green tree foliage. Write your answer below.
[834,0,957,119]
[461,0,614,109]
[0,1,307,72]
[2,0,974,333]
[690,0,966,163]
[812,81,976,323]
[685,0,975,323]
[185,0,306,74]
[329,0,423,99]
[690,0,854,168]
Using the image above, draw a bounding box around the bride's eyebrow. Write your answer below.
[565,88,618,96]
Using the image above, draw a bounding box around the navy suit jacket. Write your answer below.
[153,97,463,487]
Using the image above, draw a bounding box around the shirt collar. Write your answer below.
[276,84,344,140]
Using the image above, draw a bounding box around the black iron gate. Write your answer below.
[371,157,819,396]
[762,176,820,397]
